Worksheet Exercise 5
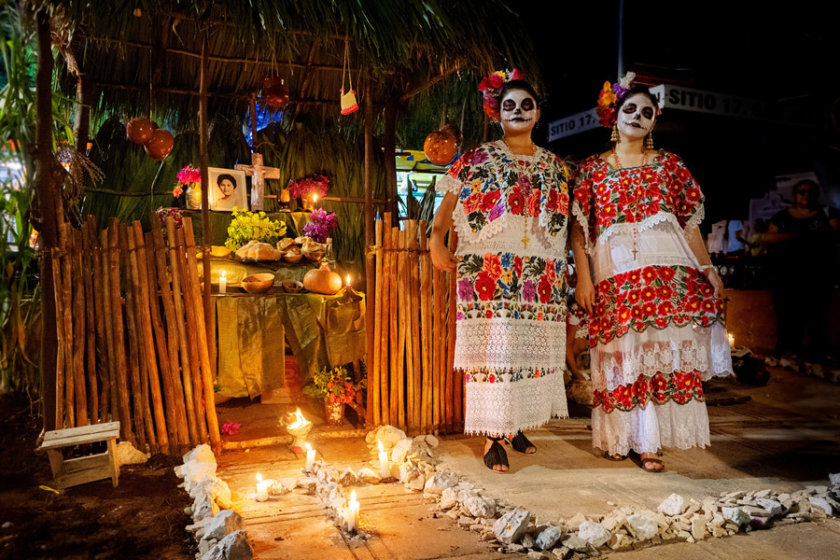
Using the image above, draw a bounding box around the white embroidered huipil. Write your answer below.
[572,151,732,456]
[436,141,570,436]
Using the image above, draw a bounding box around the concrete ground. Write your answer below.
[216,367,840,559]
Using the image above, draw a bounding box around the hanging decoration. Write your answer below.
[263,76,290,109]
[144,128,175,160]
[125,117,155,144]
[340,41,358,115]
[423,124,462,165]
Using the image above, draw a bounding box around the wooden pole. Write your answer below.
[383,100,398,218]
[51,240,65,429]
[83,219,102,422]
[419,222,432,432]
[120,223,148,449]
[108,222,132,442]
[71,228,89,426]
[58,223,75,427]
[198,29,214,380]
[100,229,118,423]
[183,217,221,452]
[363,87,376,427]
[388,226,399,427]
[167,219,204,444]
[409,221,423,431]
[396,228,407,430]
[379,215,391,425]
[153,218,199,445]
[34,8,60,432]
[371,219,382,426]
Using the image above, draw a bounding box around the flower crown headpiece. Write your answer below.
[596,72,637,128]
[478,68,524,120]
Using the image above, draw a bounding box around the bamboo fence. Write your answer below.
[367,215,462,434]
[51,215,221,454]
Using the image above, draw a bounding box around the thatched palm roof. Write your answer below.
[52,0,538,127]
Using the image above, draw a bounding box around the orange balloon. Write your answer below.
[126,117,155,145]
[424,130,458,165]
[144,129,174,160]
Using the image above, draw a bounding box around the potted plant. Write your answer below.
[303,365,365,425]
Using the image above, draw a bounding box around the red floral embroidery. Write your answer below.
[483,253,502,280]
[593,370,705,412]
[474,273,496,301]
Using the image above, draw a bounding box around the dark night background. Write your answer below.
[524,1,840,226]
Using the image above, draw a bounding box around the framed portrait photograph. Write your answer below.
[208,167,249,212]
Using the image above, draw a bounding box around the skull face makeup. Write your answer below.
[616,93,657,141]
[500,89,538,135]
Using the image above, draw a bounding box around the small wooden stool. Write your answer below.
[39,421,121,489]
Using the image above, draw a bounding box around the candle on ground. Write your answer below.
[346,490,359,531]
[728,333,735,349]
[305,442,315,472]
[255,473,269,501]
[219,270,227,294]
[378,440,389,479]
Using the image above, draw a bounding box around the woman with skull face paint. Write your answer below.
[431,72,570,473]
[571,75,732,473]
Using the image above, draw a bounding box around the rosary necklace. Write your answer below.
[502,138,537,250]
[611,147,648,259]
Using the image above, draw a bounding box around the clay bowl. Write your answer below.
[241,273,275,294]
[210,245,231,258]
[283,251,303,263]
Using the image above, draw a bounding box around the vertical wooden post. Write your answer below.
[383,99,398,218]
[82,220,99,422]
[380,214,392,425]
[58,223,75,427]
[371,219,382,426]
[71,229,88,426]
[198,28,214,378]
[34,8,59,431]
[388,226,399,427]
[363,83,375,426]
[108,221,132,442]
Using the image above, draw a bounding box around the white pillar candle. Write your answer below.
[377,441,389,479]
[305,442,315,472]
[346,490,359,532]
[728,333,735,349]
[219,270,227,294]
[255,473,269,502]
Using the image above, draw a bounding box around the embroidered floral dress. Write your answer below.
[572,150,732,456]
[436,141,570,436]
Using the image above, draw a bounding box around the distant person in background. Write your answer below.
[765,179,840,362]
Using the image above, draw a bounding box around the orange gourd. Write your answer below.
[423,127,460,165]
[303,264,343,294]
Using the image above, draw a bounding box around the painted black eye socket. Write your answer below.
[521,98,534,111]
[501,98,535,112]
[502,99,516,111]
[641,107,654,119]
[622,103,636,114]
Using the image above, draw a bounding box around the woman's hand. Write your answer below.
[430,238,458,271]
[703,268,724,298]
[575,275,596,314]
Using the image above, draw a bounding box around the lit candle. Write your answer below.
[346,490,359,532]
[312,193,318,206]
[305,442,315,472]
[255,473,269,501]
[378,441,389,480]
[219,270,227,294]
[346,274,351,288]
[728,333,735,349]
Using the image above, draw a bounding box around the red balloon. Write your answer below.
[126,117,155,145]
[144,129,174,160]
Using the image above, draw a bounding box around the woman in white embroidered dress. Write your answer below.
[571,77,732,472]
[431,74,570,472]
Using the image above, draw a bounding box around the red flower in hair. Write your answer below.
[510,68,524,80]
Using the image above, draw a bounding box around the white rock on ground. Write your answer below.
[357,467,381,485]
[202,529,252,560]
[391,438,413,463]
[625,513,658,541]
[191,476,233,510]
[439,487,458,510]
[721,506,751,526]
[535,526,563,550]
[494,509,531,544]
[563,512,588,532]
[577,521,610,548]
[193,492,220,522]
[202,510,243,542]
[521,533,536,549]
[561,534,588,552]
[184,444,215,464]
[829,473,840,486]
[424,472,457,495]
[182,461,218,494]
[115,441,149,465]
[809,496,834,515]
[657,493,688,516]
[463,495,496,519]
[756,498,783,516]
[425,434,439,447]
[370,425,407,450]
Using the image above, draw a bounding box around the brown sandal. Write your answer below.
[603,451,626,461]
[640,456,665,473]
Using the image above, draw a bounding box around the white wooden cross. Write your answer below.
[235,152,281,211]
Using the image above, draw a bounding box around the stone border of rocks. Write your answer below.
[769,355,840,383]
[175,445,253,560]
[368,426,840,560]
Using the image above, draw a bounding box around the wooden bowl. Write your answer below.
[283,251,303,263]
[210,245,231,258]
[241,273,275,294]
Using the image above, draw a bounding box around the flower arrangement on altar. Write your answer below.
[303,365,365,406]
[174,164,202,208]
[155,207,183,229]
[225,208,287,250]
[303,208,338,243]
[287,173,330,205]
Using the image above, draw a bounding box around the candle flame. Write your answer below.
[256,473,263,482]
[346,274,351,287]
[289,408,310,429]
[313,194,318,204]
[377,440,383,453]
[305,442,312,452]
[728,333,735,344]
[350,490,357,502]
[220,270,226,279]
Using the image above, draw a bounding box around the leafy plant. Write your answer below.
[225,208,287,250]
[302,365,365,406]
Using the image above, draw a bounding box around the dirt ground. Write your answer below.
[0,394,194,560]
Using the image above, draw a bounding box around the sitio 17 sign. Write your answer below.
[547,108,599,142]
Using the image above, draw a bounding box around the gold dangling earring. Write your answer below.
[610,124,618,143]
[645,132,654,150]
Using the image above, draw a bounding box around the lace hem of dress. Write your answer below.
[591,399,710,456]
[435,173,462,196]
[684,205,705,232]
[464,373,569,436]
[597,212,676,246]
[455,319,567,370]
[572,205,592,255]
[590,322,732,390]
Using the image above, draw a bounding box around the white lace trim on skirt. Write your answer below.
[592,399,710,456]
[455,318,567,370]
[464,373,568,436]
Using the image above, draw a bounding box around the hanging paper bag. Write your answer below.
[340,88,359,115]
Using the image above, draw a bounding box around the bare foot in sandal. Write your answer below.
[484,437,509,472]
[640,452,664,472]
